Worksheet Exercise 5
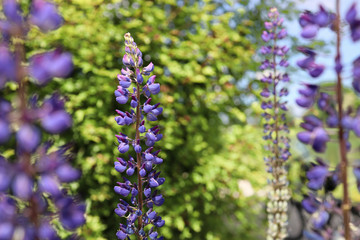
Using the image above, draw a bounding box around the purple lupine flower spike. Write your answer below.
[114,33,165,239]
[296,2,360,239]
[260,8,291,240]
[0,1,85,238]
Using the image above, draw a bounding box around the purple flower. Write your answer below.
[352,57,360,93]
[260,8,291,239]
[41,110,72,134]
[3,0,23,24]
[0,222,14,239]
[0,44,16,87]
[16,124,41,153]
[306,160,329,190]
[30,0,63,32]
[353,164,360,191]
[346,4,360,42]
[0,1,85,237]
[114,33,165,239]
[296,84,318,108]
[39,174,61,196]
[56,164,81,183]
[29,49,73,85]
[312,210,329,229]
[12,173,33,199]
[57,197,86,230]
[116,230,127,240]
[301,24,319,38]
[303,231,324,240]
[297,116,329,153]
[302,193,320,214]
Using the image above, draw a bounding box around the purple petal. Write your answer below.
[56,164,81,183]
[301,25,319,39]
[30,0,63,32]
[41,110,72,134]
[16,124,41,153]
[12,173,33,199]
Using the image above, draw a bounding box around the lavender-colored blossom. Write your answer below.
[30,0,63,32]
[16,124,42,153]
[297,3,360,239]
[346,3,360,42]
[3,0,23,24]
[0,99,11,143]
[0,44,16,88]
[296,84,318,108]
[306,160,329,190]
[260,8,291,240]
[299,6,334,39]
[0,1,85,238]
[29,49,73,85]
[113,33,165,239]
[302,193,320,214]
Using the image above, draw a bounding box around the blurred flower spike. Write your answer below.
[260,7,291,240]
[0,0,85,239]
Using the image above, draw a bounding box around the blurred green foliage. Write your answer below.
[20,0,301,239]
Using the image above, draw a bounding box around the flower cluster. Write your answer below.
[260,8,291,240]
[299,6,335,39]
[114,33,164,240]
[296,3,360,239]
[0,0,85,238]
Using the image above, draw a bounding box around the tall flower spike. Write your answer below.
[114,33,164,240]
[0,1,85,238]
[295,2,360,239]
[260,8,291,240]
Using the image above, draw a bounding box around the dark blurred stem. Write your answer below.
[335,1,351,239]
[135,79,143,237]
[15,33,39,238]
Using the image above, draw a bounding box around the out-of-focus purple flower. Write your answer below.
[39,174,61,196]
[12,173,34,199]
[302,193,320,214]
[353,164,360,191]
[39,93,72,134]
[56,164,81,183]
[30,0,63,32]
[29,49,73,85]
[38,221,58,239]
[0,222,14,239]
[303,231,324,240]
[3,0,23,24]
[301,24,319,38]
[16,124,41,153]
[0,44,16,88]
[0,99,12,144]
[299,6,334,39]
[57,197,86,230]
[311,210,329,229]
[0,1,85,237]
[0,157,13,192]
[306,160,329,190]
[297,116,329,153]
[346,4,360,42]
[41,110,72,134]
[296,84,318,108]
[352,57,360,93]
